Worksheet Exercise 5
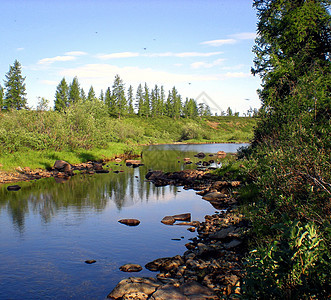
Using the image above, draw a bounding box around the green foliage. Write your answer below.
[0,84,4,111]
[241,0,331,297]
[244,221,330,299]
[4,60,27,110]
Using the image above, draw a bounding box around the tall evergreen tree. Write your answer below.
[87,86,97,102]
[252,0,331,143]
[136,84,144,116]
[99,89,104,102]
[4,60,27,110]
[159,86,166,116]
[68,77,81,105]
[54,78,69,111]
[104,87,112,114]
[111,74,127,118]
[80,88,86,102]
[170,86,182,119]
[127,85,134,115]
[143,83,150,117]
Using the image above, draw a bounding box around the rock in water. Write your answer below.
[53,160,72,172]
[161,216,176,225]
[85,260,96,264]
[7,185,21,191]
[118,219,140,226]
[119,264,143,272]
[172,213,191,222]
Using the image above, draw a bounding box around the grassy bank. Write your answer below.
[0,104,256,171]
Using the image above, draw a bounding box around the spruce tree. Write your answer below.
[54,78,69,111]
[68,77,81,105]
[104,87,112,114]
[127,85,134,115]
[4,60,27,110]
[136,84,144,116]
[111,74,127,118]
[87,86,97,102]
[252,0,331,143]
[143,83,150,117]
[80,88,86,102]
[99,89,104,102]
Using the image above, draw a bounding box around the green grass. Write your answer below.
[0,142,141,172]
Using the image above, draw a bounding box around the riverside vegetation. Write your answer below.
[0,105,256,172]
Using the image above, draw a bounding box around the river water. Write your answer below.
[0,143,247,299]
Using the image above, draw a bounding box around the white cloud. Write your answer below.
[191,58,225,69]
[65,51,87,56]
[200,39,236,47]
[59,63,219,89]
[38,55,77,65]
[229,32,256,40]
[96,52,140,59]
[16,47,24,51]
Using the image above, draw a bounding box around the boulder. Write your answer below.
[209,225,237,240]
[107,277,161,299]
[119,264,143,272]
[118,219,140,226]
[53,160,72,172]
[172,213,191,222]
[161,216,175,225]
[195,152,206,158]
[202,192,227,201]
[149,284,188,300]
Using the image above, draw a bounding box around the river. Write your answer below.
[0,143,247,299]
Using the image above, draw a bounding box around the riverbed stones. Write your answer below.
[118,219,141,226]
[120,264,143,272]
[172,213,191,222]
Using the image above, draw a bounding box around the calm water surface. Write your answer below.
[0,143,247,299]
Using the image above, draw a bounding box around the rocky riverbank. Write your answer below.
[108,169,248,299]
[0,155,139,185]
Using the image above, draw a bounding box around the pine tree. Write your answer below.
[111,74,127,118]
[104,87,112,114]
[170,86,182,119]
[0,84,4,111]
[99,89,104,102]
[127,85,134,115]
[252,0,331,143]
[68,77,81,105]
[143,83,150,117]
[80,88,86,102]
[54,78,69,111]
[87,86,97,102]
[159,86,165,116]
[136,84,144,116]
[4,60,27,110]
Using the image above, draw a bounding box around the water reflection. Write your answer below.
[0,143,246,234]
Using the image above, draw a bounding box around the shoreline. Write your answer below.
[108,169,247,299]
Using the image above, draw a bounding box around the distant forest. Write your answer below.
[0,60,258,118]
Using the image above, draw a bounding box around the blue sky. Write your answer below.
[1,0,261,114]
